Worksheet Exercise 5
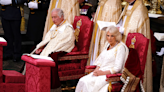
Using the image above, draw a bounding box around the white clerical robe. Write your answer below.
[88,0,122,65]
[76,42,129,92]
[43,0,80,40]
[116,0,152,92]
[36,20,75,56]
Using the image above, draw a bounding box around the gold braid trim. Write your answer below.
[20,6,25,31]
[137,15,149,33]
[66,0,79,20]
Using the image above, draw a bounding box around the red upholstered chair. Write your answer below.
[55,15,93,82]
[47,15,93,90]
[0,39,25,92]
[86,33,149,92]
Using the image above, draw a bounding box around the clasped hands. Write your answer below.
[93,69,104,76]
[35,46,44,54]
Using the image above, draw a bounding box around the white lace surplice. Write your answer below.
[75,42,129,92]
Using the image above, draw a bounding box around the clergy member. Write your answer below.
[32,8,75,91]
[43,0,80,39]
[88,0,122,65]
[116,0,152,92]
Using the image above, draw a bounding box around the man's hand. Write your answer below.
[35,48,42,54]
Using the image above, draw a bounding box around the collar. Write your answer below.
[129,0,136,5]
[57,19,66,27]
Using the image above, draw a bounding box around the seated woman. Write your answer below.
[75,26,129,92]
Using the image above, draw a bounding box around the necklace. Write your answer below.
[107,42,118,50]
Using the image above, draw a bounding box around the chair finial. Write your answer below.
[74,19,82,42]
[129,36,136,49]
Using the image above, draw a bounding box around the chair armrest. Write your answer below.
[0,42,7,46]
[106,73,122,78]
[21,55,56,67]
[85,65,97,69]
[85,65,97,74]
[58,51,89,61]
[65,51,88,56]
[106,73,122,82]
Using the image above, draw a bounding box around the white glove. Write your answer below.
[24,3,27,6]
[0,0,12,5]
[119,26,125,34]
[28,1,38,9]
[156,47,164,56]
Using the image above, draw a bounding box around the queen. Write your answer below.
[75,26,129,92]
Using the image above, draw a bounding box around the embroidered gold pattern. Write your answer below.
[74,19,82,42]
[129,36,136,49]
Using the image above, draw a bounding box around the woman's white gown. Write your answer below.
[75,42,129,92]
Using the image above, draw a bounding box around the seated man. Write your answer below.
[34,8,75,56]
[28,8,75,91]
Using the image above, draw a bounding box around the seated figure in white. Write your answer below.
[75,26,129,92]
[34,8,75,56]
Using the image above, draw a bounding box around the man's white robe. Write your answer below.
[36,20,75,56]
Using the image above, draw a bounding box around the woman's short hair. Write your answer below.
[51,8,64,18]
[106,26,122,42]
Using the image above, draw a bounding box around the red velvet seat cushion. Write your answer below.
[3,70,25,83]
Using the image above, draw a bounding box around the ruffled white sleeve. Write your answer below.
[109,44,127,74]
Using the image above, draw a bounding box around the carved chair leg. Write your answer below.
[108,82,112,92]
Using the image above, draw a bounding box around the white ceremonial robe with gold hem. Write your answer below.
[43,0,80,39]
[116,0,152,91]
[76,42,129,92]
[36,20,75,56]
[88,0,122,65]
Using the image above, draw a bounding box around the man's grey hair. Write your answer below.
[106,26,122,42]
[51,8,64,18]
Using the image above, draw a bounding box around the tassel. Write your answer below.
[108,82,112,92]
[20,6,25,31]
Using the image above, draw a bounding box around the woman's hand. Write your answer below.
[93,70,104,76]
